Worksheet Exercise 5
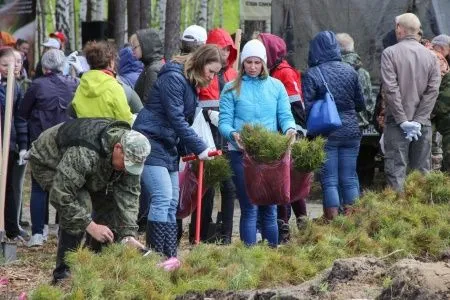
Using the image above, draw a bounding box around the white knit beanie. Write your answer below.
[240,39,267,64]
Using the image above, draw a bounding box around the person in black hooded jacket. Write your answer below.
[130,28,164,104]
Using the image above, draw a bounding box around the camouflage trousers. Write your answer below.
[440,134,450,172]
[30,158,124,240]
[432,125,443,171]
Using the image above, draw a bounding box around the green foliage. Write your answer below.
[240,124,290,163]
[192,156,233,188]
[31,284,64,300]
[36,171,450,298]
[291,137,326,172]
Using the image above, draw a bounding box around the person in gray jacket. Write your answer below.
[381,13,441,192]
[130,29,164,104]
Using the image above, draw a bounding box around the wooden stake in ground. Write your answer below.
[0,63,15,240]
[232,29,242,72]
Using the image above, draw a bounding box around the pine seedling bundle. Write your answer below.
[240,124,291,163]
[291,137,326,172]
[192,155,233,188]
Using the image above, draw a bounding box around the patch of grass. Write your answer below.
[32,171,450,298]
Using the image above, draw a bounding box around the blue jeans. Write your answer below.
[142,165,179,223]
[30,176,49,234]
[321,138,360,208]
[229,151,278,247]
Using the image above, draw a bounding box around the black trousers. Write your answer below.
[5,152,20,238]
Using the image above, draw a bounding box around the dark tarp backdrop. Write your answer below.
[271,0,450,83]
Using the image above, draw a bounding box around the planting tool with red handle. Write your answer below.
[182,150,222,244]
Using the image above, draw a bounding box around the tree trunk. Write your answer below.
[183,0,190,29]
[164,0,181,60]
[208,0,216,30]
[113,0,127,47]
[55,0,72,50]
[128,0,140,35]
[140,0,151,29]
[36,0,46,58]
[91,0,104,21]
[197,0,207,28]
[219,0,223,27]
[158,0,167,43]
[152,0,158,26]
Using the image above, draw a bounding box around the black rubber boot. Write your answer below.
[52,229,84,284]
[164,222,178,258]
[277,219,290,244]
[147,221,165,255]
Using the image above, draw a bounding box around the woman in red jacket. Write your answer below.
[192,28,237,244]
[258,33,307,243]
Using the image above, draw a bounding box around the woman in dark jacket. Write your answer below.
[18,49,79,246]
[0,47,27,241]
[130,29,164,104]
[133,44,225,259]
[302,31,365,220]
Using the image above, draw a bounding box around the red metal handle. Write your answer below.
[182,150,222,162]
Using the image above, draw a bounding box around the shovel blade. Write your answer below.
[1,241,17,263]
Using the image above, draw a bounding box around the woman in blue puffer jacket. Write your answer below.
[219,39,296,247]
[302,31,365,220]
[133,44,225,259]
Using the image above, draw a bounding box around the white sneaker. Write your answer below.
[28,234,44,247]
[43,225,49,242]
[256,232,262,243]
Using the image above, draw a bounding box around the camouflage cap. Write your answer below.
[121,130,151,175]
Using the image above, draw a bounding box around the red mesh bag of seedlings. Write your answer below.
[243,151,291,205]
[240,124,292,205]
[290,165,314,202]
[177,163,206,219]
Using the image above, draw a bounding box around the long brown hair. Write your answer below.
[172,44,225,87]
[227,58,269,96]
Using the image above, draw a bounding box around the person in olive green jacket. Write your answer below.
[71,41,133,123]
[433,72,450,170]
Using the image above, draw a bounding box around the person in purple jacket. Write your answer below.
[118,46,143,89]
[18,49,79,247]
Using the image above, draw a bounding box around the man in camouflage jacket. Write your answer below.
[433,72,450,170]
[28,118,151,283]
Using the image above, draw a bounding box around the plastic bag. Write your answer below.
[179,108,216,171]
[243,151,291,206]
[177,163,206,219]
[290,164,313,203]
[191,108,216,149]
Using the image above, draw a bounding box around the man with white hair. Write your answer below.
[336,33,375,188]
[381,13,441,192]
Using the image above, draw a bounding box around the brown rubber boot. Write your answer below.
[343,205,354,216]
[323,207,339,221]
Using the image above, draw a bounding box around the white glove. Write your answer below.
[198,148,214,160]
[207,110,219,127]
[400,121,421,141]
[67,51,84,74]
[18,149,28,165]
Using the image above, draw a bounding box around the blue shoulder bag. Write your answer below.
[306,67,342,135]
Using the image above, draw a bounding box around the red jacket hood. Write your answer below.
[259,33,287,70]
[207,28,237,68]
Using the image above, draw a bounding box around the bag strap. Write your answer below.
[316,66,334,101]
